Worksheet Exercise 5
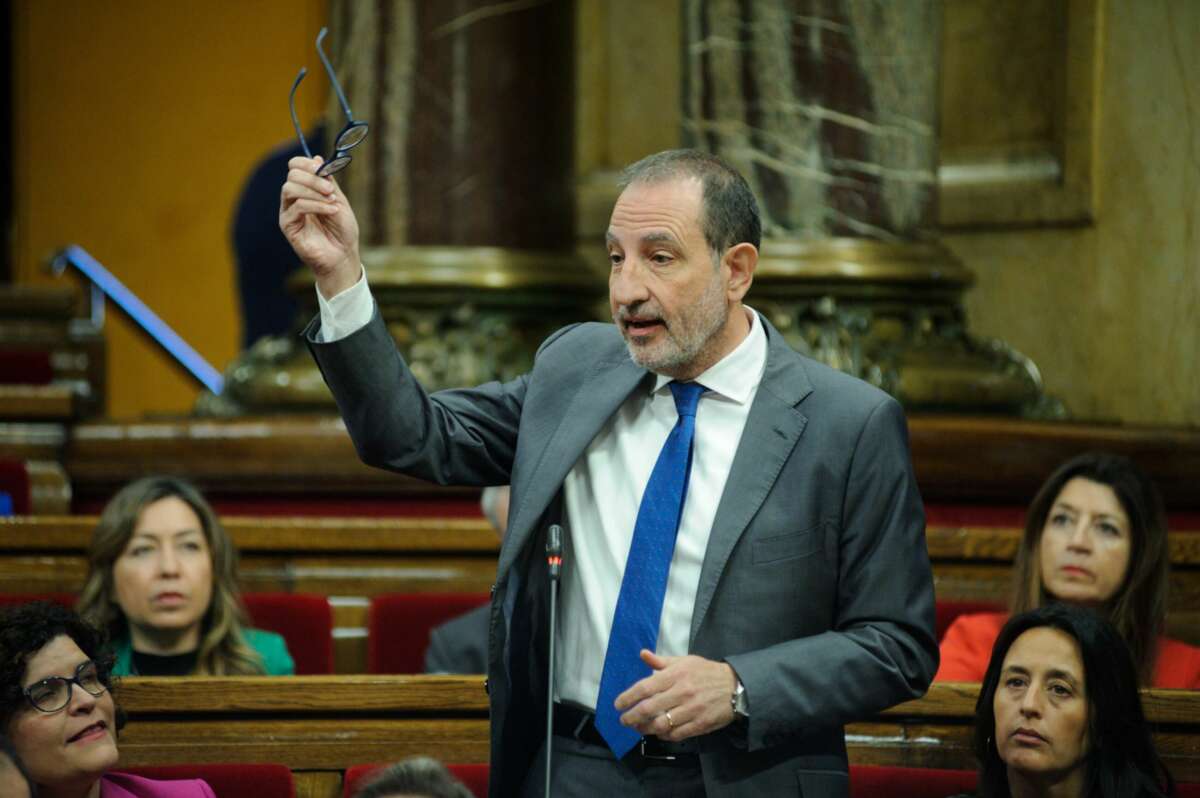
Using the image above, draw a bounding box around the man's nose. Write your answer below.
[610,260,649,307]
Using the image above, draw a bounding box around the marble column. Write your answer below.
[683,0,1053,415]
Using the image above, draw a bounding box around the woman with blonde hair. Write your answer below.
[76,476,293,676]
[938,451,1200,687]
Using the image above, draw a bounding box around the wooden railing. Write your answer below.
[59,415,1200,509]
[114,678,1200,798]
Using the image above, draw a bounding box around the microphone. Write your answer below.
[543,523,564,796]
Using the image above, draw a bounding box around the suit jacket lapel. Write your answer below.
[689,317,813,645]
[500,352,648,577]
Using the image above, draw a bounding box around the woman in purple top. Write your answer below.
[0,601,214,798]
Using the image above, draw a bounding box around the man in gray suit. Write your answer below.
[280,149,937,797]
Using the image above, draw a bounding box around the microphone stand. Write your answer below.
[544,524,563,797]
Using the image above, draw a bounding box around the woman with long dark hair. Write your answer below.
[967,604,1172,798]
[938,451,1200,687]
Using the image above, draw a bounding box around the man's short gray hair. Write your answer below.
[352,757,473,798]
[619,148,762,255]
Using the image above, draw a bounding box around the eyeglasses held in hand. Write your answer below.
[289,27,370,178]
[24,659,108,713]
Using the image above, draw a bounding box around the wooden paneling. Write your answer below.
[0,385,75,419]
[65,414,1200,509]
[114,678,1200,783]
[906,415,1200,509]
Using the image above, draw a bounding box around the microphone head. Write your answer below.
[547,524,563,556]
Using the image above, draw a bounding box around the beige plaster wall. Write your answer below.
[944,0,1199,425]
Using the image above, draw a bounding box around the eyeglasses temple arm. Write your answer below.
[289,68,313,158]
[316,27,356,121]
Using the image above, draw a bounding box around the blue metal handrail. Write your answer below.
[50,245,225,395]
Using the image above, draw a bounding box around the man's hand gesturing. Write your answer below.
[279,155,362,299]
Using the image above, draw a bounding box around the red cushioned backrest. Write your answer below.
[116,763,294,798]
[0,350,54,385]
[0,459,31,514]
[447,764,489,798]
[1177,783,1200,798]
[935,599,1006,642]
[367,593,490,674]
[242,592,334,675]
[850,765,977,797]
[0,593,77,609]
[343,763,487,798]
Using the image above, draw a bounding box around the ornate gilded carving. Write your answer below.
[751,239,1063,417]
[197,246,601,416]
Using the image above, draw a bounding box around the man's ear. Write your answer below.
[723,243,758,301]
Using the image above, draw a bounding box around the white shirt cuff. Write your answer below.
[316,267,373,343]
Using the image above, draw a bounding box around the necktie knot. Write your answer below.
[669,381,705,419]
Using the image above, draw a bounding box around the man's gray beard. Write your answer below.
[622,277,729,375]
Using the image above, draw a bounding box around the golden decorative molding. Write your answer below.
[201,247,600,416]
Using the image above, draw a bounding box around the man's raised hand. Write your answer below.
[279,155,362,298]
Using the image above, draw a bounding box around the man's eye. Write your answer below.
[608,252,623,266]
[651,253,673,265]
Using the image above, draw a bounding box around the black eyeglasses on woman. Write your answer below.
[23,660,107,713]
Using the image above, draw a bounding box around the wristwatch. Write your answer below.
[731,679,749,719]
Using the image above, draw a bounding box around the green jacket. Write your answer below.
[110,628,295,676]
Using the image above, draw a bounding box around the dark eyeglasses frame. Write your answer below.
[289,27,370,178]
[23,659,107,713]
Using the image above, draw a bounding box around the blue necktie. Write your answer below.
[594,381,706,758]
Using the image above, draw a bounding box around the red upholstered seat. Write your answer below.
[935,599,1006,642]
[0,350,54,385]
[116,763,294,798]
[367,593,490,674]
[343,763,487,798]
[0,593,76,609]
[1178,783,1200,797]
[850,764,976,797]
[242,592,334,675]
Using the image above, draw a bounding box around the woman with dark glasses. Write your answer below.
[0,601,214,798]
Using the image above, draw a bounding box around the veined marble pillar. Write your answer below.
[205,0,597,415]
[685,0,1053,414]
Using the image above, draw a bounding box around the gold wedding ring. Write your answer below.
[664,709,675,729]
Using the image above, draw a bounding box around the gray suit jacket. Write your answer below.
[307,309,937,798]
[424,605,491,675]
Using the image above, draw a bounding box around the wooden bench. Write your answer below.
[4,516,1199,670]
[114,677,1200,798]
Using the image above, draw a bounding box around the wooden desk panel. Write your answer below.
[115,679,1200,788]
[66,415,1200,508]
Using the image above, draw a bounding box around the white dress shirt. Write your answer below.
[317,274,767,709]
